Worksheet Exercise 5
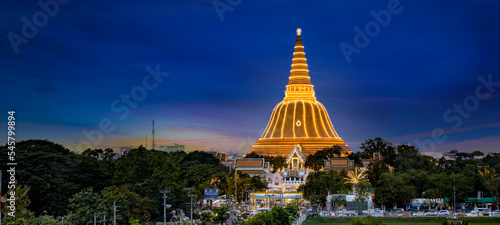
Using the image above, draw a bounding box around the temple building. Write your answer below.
[248,28,351,157]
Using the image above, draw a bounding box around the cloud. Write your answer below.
[391,122,500,141]
[434,135,500,153]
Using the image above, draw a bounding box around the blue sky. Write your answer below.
[1,0,499,153]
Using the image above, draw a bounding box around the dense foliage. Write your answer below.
[241,206,295,225]
[0,140,267,224]
[301,137,500,209]
[2,138,499,223]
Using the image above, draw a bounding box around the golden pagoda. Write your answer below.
[248,28,351,157]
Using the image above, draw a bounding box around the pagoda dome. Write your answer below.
[248,28,351,157]
[261,100,341,139]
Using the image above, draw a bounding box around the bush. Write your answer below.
[246,211,276,225]
[285,205,300,221]
[241,207,293,225]
[200,211,213,225]
[350,216,387,225]
[272,207,291,225]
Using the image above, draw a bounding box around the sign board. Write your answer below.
[346,202,368,210]
[252,193,301,199]
[205,188,219,199]
[166,204,172,209]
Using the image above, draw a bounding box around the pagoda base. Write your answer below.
[248,137,351,157]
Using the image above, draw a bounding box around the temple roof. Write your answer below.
[286,144,306,164]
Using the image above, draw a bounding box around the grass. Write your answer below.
[303,217,500,225]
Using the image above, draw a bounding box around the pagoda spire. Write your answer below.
[284,28,316,102]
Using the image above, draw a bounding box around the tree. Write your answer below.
[360,138,397,165]
[200,211,214,225]
[393,145,435,173]
[181,151,220,166]
[305,146,345,171]
[301,171,350,207]
[112,146,185,218]
[99,185,153,224]
[226,172,267,202]
[271,207,291,225]
[374,173,414,209]
[0,140,114,216]
[266,156,288,172]
[360,138,391,155]
[367,160,389,186]
[183,163,228,202]
[344,168,367,194]
[1,185,34,225]
[244,152,263,158]
[470,151,485,157]
[324,145,343,158]
[243,211,276,225]
[212,206,230,224]
[67,187,101,225]
[33,215,63,225]
[479,168,500,208]
[284,205,300,221]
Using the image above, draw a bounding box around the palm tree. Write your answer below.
[479,168,500,208]
[344,167,367,194]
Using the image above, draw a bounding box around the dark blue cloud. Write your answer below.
[1,0,499,152]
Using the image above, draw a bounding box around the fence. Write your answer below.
[292,214,308,225]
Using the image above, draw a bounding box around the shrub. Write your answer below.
[350,215,387,225]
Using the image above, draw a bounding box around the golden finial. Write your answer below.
[297,27,301,36]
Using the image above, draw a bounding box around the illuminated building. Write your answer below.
[248,28,351,157]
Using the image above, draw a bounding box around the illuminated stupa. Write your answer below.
[248,28,351,157]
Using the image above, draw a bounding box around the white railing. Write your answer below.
[292,214,307,225]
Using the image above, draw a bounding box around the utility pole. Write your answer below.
[235,167,238,211]
[160,189,170,225]
[232,166,238,225]
[113,201,120,225]
[188,195,196,225]
[453,174,456,219]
